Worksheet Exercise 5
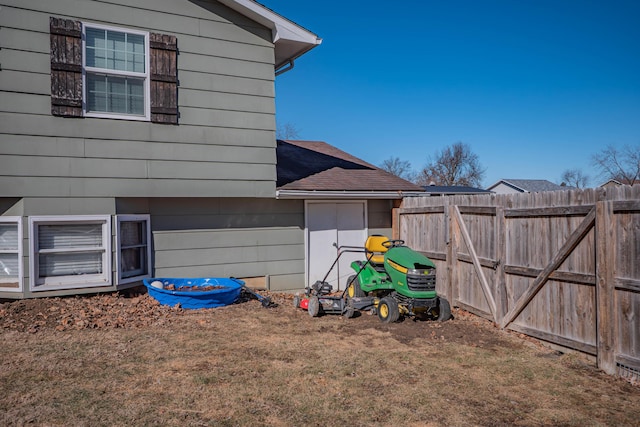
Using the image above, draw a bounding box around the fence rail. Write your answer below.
[397,185,640,381]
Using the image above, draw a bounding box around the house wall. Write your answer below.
[137,198,306,292]
[489,183,523,194]
[0,0,277,198]
[0,196,305,298]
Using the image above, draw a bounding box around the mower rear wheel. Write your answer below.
[436,297,452,321]
[346,275,365,298]
[308,296,320,317]
[378,297,400,323]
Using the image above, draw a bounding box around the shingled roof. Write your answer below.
[276,140,424,194]
[487,179,568,193]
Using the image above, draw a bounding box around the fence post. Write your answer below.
[596,200,617,375]
[447,204,458,306]
[392,206,400,240]
[494,206,508,323]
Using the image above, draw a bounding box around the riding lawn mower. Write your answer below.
[294,235,451,323]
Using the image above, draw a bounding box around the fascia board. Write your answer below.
[276,190,425,200]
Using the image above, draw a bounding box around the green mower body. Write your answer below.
[348,238,450,322]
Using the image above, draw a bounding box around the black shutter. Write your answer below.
[150,33,179,125]
[50,17,83,117]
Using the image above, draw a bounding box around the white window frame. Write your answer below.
[115,214,152,285]
[82,22,151,121]
[0,217,23,293]
[29,215,112,292]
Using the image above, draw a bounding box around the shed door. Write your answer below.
[306,202,366,291]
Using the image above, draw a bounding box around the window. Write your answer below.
[115,215,152,284]
[29,216,111,291]
[83,24,150,120]
[50,17,178,124]
[0,217,22,292]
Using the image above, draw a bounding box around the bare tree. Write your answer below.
[379,157,415,181]
[591,144,640,185]
[276,122,301,140]
[416,142,485,187]
[560,168,590,189]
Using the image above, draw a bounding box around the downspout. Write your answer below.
[275,59,294,76]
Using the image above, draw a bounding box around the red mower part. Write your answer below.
[300,298,309,310]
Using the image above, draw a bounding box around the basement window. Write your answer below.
[0,217,23,292]
[115,215,152,285]
[29,216,111,291]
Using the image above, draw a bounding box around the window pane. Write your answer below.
[127,34,145,73]
[87,74,107,112]
[120,221,145,246]
[127,80,145,115]
[0,224,18,251]
[39,224,103,249]
[86,27,145,73]
[39,252,103,277]
[86,28,107,68]
[107,77,127,113]
[0,253,19,280]
[121,247,146,278]
[87,74,145,115]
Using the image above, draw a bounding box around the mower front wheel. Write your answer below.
[378,297,400,323]
[308,296,320,317]
[346,275,365,298]
[436,297,451,321]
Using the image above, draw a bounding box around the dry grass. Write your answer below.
[1,293,639,426]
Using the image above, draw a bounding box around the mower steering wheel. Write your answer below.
[382,239,405,248]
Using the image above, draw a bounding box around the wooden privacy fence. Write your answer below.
[397,185,640,381]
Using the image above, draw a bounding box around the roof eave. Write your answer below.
[487,180,527,192]
[218,0,322,68]
[276,190,425,200]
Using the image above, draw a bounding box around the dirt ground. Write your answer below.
[1,289,639,426]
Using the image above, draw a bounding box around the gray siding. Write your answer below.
[0,196,306,298]
[148,198,306,291]
[0,0,277,198]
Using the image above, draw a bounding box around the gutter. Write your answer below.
[275,60,294,76]
[276,190,426,200]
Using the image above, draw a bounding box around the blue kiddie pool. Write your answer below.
[143,277,244,309]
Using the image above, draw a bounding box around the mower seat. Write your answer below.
[365,235,389,266]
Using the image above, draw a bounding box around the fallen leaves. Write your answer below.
[0,290,185,333]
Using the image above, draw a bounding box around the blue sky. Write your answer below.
[267,0,640,188]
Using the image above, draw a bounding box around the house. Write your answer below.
[486,179,568,194]
[421,184,491,196]
[599,179,624,188]
[0,0,323,298]
[275,140,425,290]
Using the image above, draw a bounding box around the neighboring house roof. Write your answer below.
[599,179,623,187]
[276,140,425,199]
[487,179,568,193]
[421,185,492,196]
[219,0,322,70]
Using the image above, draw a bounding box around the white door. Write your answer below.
[306,201,366,291]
